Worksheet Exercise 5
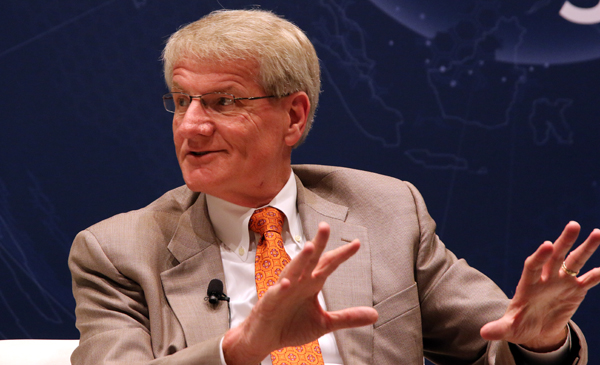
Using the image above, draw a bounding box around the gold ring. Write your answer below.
[561,261,579,277]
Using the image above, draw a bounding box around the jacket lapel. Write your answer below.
[160,193,230,346]
[296,176,374,364]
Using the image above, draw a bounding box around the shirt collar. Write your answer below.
[206,172,303,260]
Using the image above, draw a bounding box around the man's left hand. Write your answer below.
[480,221,600,352]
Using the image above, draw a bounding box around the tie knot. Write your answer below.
[249,207,284,235]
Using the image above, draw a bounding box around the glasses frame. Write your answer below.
[162,91,279,114]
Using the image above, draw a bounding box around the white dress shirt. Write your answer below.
[207,172,343,365]
[207,172,570,364]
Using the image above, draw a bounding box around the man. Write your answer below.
[69,9,600,364]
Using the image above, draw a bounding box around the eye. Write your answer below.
[174,94,190,108]
[215,96,235,106]
[203,93,236,113]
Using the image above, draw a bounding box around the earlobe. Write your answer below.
[284,92,310,147]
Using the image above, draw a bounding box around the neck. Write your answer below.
[220,167,292,208]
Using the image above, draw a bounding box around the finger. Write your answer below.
[282,223,330,281]
[521,242,553,285]
[578,267,600,290]
[548,222,581,277]
[312,239,361,280]
[480,318,511,341]
[310,222,331,256]
[326,306,378,332]
[258,277,290,305]
[564,228,600,274]
[281,241,316,282]
[302,222,331,275]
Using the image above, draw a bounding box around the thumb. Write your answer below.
[327,307,378,332]
[480,318,511,341]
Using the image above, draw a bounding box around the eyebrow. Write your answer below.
[170,82,240,95]
[171,81,184,92]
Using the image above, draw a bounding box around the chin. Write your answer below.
[181,167,213,192]
[183,174,225,195]
[183,176,213,193]
[184,182,204,193]
[181,172,205,193]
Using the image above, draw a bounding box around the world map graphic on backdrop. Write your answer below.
[371,0,600,64]
[341,0,600,163]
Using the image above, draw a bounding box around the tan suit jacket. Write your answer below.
[69,165,587,364]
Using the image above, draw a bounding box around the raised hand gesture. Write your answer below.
[222,222,378,364]
[481,222,600,351]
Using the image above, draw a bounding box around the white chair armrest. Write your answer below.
[0,339,79,365]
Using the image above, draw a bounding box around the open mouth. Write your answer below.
[190,151,210,157]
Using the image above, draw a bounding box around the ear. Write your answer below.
[283,92,310,147]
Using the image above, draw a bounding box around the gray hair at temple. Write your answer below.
[162,9,321,147]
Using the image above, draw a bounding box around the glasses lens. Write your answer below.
[202,93,236,114]
[162,93,175,113]
[162,93,191,113]
[162,92,237,114]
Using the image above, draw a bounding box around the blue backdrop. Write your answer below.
[1,0,599,361]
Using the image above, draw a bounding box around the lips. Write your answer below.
[186,149,226,159]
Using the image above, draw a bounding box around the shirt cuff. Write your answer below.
[219,336,228,365]
[515,326,572,365]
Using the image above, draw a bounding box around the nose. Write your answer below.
[174,99,216,137]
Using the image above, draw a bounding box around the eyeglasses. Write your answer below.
[162,91,279,115]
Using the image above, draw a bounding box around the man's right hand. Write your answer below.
[222,222,379,364]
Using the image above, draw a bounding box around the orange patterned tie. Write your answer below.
[249,207,324,365]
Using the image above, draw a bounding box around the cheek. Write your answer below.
[172,119,185,146]
[222,119,259,149]
[173,134,183,155]
[172,118,182,140]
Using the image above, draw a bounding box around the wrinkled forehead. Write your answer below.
[169,57,265,94]
[167,50,262,86]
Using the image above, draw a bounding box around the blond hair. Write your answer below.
[162,9,321,147]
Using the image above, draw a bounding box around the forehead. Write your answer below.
[170,58,263,94]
